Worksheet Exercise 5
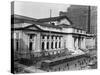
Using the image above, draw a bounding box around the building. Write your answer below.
[59,5,97,50]
[59,5,89,31]
[11,14,94,59]
[60,5,97,34]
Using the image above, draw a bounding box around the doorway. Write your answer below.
[29,42,32,51]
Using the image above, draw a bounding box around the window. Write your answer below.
[52,36,53,39]
[42,35,45,39]
[42,42,45,50]
[59,42,61,48]
[55,42,57,48]
[59,37,61,40]
[47,42,49,49]
[55,36,57,39]
[16,39,19,51]
[30,35,33,39]
[29,42,32,51]
[51,42,53,49]
[47,35,49,39]
[51,22,55,25]
[80,30,82,33]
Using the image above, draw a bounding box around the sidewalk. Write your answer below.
[14,62,46,73]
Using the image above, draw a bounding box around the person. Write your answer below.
[67,63,69,70]
[75,63,77,67]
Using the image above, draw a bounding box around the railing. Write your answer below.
[14,48,72,61]
[41,48,72,60]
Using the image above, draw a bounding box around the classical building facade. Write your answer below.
[11,14,95,58]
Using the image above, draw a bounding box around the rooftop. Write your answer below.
[37,15,72,24]
[11,14,85,30]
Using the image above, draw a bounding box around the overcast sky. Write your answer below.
[13,1,70,19]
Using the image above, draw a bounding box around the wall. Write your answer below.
[86,37,96,49]
[57,18,71,25]
[64,34,74,51]
[13,30,29,53]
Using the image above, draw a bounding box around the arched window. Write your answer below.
[47,42,49,50]
[42,42,45,50]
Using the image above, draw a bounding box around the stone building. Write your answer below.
[11,14,94,58]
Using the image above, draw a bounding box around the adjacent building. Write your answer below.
[60,5,97,50]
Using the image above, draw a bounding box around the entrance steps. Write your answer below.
[71,49,85,55]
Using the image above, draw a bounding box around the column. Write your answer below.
[78,37,81,49]
[27,34,29,50]
[57,37,59,49]
[32,35,36,51]
[44,36,47,50]
[77,38,79,49]
[93,37,96,48]
[80,37,86,49]
[75,37,79,50]
[14,32,16,51]
[65,35,74,51]
[80,37,84,49]
[61,37,64,49]
[82,37,86,49]
[35,33,41,52]
[53,36,55,49]
[73,37,76,50]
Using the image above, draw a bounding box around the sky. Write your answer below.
[13,1,70,19]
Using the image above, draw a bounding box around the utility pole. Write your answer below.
[50,9,52,24]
